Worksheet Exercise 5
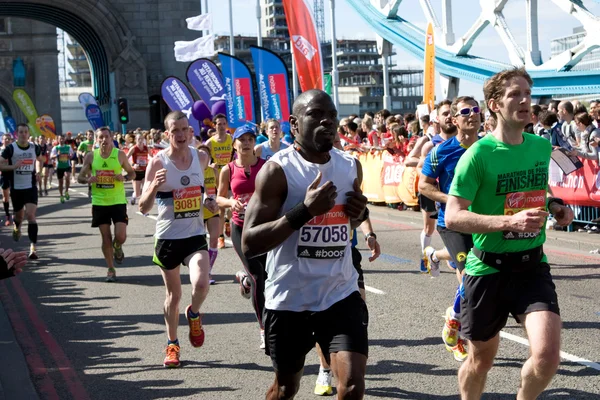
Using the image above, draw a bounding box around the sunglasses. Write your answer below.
[455,106,481,116]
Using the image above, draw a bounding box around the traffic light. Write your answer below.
[117,98,129,124]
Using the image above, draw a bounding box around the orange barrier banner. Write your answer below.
[355,151,419,206]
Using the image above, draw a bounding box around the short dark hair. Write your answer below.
[365,111,374,118]
[451,96,477,116]
[539,110,558,127]
[483,67,533,120]
[436,100,452,110]
[380,109,391,120]
[531,104,542,117]
[346,122,358,132]
[574,112,592,127]
[164,111,188,131]
[404,113,416,124]
[212,113,227,124]
[16,123,29,131]
[420,115,430,124]
[574,103,587,115]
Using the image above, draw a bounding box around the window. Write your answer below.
[0,18,10,34]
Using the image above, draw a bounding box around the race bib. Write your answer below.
[206,186,216,196]
[58,154,69,163]
[173,186,202,219]
[216,153,230,166]
[96,170,115,189]
[503,190,546,240]
[136,155,147,167]
[297,204,350,259]
[16,159,34,174]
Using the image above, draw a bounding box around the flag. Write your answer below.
[217,53,256,129]
[324,73,332,96]
[282,0,324,91]
[186,59,227,108]
[174,35,215,62]
[12,89,43,137]
[85,105,105,130]
[160,76,202,135]
[78,92,97,110]
[423,22,435,112]
[250,46,291,123]
[36,114,57,139]
[186,14,212,31]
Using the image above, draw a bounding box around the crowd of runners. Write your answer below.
[0,67,578,400]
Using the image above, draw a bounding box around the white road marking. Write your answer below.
[365,285,385,295]
[500,331,600,372]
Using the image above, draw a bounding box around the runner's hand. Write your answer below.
[0,248,28,276]
[366,237,380,262]
[114,174,124,182]
[204,197,218,214]
[345,178,368,219]
[13,160,23,169]
[231,199,245,213]
[509,208,550,232]
[87,175,98,184]
[549,203,574,227]
[152,168,167,190]
[304,171,337,216]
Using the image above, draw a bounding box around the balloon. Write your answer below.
[211,100,226,117]
[192,100,211,122]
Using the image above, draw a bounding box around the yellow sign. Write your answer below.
[423,22,435,112]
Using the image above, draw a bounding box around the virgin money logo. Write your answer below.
[292,35,317,61]
[507,192,526,208]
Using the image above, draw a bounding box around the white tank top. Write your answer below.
[10,142,37,190]
[155,147,206,240]
[266,146,359,312]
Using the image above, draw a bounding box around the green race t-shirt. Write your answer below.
[55,145,72,169]
[78,140,94,155]
[449,133,552,276]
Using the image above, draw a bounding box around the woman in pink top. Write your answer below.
[217,125,267,348]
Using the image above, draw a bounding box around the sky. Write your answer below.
[209,0,600,100]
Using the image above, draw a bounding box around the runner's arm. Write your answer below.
[77,152,94,184]
[418,175,447,203]
[348,159,368,230]
[242,162,293,258]
[254,145,262,159]
[138,156,163,214]
[417,141,434,169]
[118,150,136,181]
[404,136,427,167]
[216,166,238,209]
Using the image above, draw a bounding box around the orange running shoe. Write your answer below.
[163,344,181,368]
[185,305,205,348]
[217,236,225,249]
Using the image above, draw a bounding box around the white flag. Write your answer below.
[174,35,215,62]
[186,14,212,31]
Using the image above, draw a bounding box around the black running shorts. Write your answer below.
[0,174,11,190]
[153,234,208,270]
[134,171,146,181]
[56,168,70,180]
[461,263,560,342]
[264,291,369,374]
[91,204,128,227]
[436,225,473,273]
[418,193,437,213]
[11,188,37,212]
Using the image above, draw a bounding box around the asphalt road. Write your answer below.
[0,182,599,400]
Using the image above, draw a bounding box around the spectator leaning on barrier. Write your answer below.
[363,116,379,147]
[528,105,543,135]
[539,110,558,142]
[558,101,578,147]
[572,112,600,161]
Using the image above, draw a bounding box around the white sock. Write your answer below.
[431,252,439,263]
[420,230,432,252]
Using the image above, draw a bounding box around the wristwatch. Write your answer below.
[365,232,377,240]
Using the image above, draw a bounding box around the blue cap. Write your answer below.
[233,124,257,140]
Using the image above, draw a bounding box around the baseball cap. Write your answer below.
[233,124,257,141]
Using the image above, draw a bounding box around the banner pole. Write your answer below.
[329,0,339,110]
[256,0,262,47]
[291,41,299,100]
[228,0,235,56]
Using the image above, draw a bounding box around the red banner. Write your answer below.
[549,158,600,206]
[283,0,324,92]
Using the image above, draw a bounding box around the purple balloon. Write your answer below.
[192,100,212,122]
[211,100,226,118]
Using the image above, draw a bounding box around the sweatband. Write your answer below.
[285,202,313,230]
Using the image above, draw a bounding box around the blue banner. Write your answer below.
[85,104,106,130]
[217,53,256,129]
[186,59,227,108]
[160,76,201,136]
[4,116,16,135]
[250,46,291,123]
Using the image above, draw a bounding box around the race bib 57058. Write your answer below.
[173,186,202,219]
[297,204,350,259]
[503,189,546,240]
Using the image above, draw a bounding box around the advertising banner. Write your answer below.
[78,92,97,110]
[549,158,600,206]
[423,22,435,112]
[282,0,324,92]
[35,114,57,139]
[85,105,106,130]
[12,89,43,137]
[0,111,6,135]
[4,116,16,135]
[186,58,226,107]
[218,53,256,129]
[250,46,291,123]
[160,76,201,135]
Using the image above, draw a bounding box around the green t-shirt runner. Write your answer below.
[52,144,73,170]
[449,133,552,276]
[78,140,94,155]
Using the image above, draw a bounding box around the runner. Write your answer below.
[216,124,267,348]
[255,119,289,160]
[127,133,149,205]
[64,132,78,183]
[37,135,51,196]
[0,124,45,259]
[1,133,13,226]
[419,96,481,363]
[77,130,95,197]
[139,111,218,368]
[446,67,574,399]
[197,144,220,285]
[206,113,233,249]
[242,90,369,399]
[50,134,74,203]
[78,127,136,282]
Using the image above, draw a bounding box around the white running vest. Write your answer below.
[266,147,359,312]
[11,142,37,190]
[155,147,206,240]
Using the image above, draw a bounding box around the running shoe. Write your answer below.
[45,189,49,196]
[442,307,460,349]
[314,369,333,396]
[38,190,43,197]
[224,220,231,237]
[217,236,225,249]
[60,196,65,204]
[105,267,117,283]
[235,270,251,299]
[448,338,468,362]
[65,192,70,201]
[12,226,21,242]
[419,258,428,273]
[4,216,11,227]
[260,329,265,350]
[185,305,205,348]
[163,344,181,368]
[130,196,136,205]
[423,246,440,277]
[29,245,38,260]
[209,275,215,285]
[113,240,124,264]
